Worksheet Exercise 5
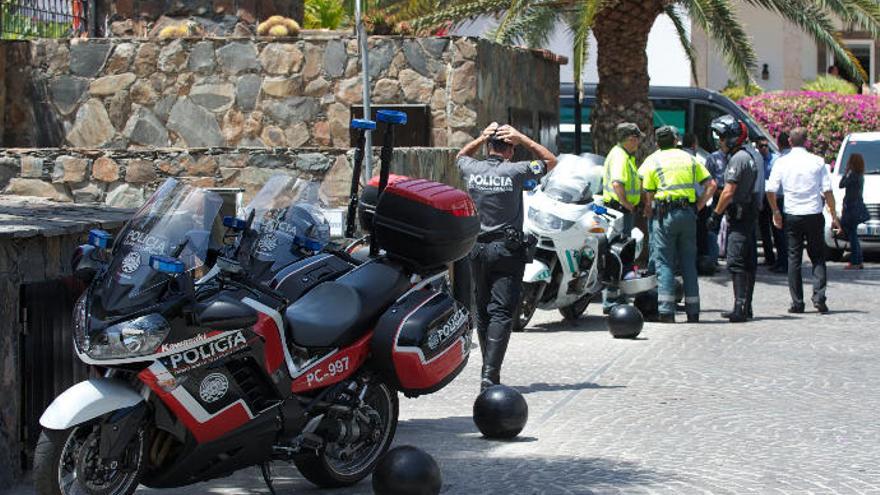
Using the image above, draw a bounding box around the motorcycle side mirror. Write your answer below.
[71,244,102,283]
[194,294,258,330]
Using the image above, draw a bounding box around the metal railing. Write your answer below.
[1,0,88,39]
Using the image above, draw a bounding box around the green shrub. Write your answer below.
[739,91,880,163]
[304,0,348,30]
[721,80,763,102]
[801,75,858,95]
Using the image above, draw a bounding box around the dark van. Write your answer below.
[559,83,776,154]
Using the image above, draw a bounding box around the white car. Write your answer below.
[824,132,880,259]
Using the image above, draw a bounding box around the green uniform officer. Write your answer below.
[642,126,717,323]
[602,122,644,313]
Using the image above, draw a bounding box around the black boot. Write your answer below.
[725,273,749,323]
[480,336,509,392]
[745,271,756,320]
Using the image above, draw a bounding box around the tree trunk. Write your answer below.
[591,0,665,158]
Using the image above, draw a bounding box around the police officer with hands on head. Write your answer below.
[706,115,760,323]
[457,122,557,392]
[642,126,717,323]
[602,122,644,313]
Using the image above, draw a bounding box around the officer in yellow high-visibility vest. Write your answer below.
[642,126,717,323]
[602,122,644,313]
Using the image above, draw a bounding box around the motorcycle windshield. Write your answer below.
[237,175,325,280]
[99,179,224,314]
[542,154,601,204]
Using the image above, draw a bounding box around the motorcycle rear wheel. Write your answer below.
[34,424,147,495]
[294,381,399,488]
[514,283,540,332]
[559,295,591,321]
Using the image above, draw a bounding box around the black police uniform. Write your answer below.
[457,154,544,390]
[722,147,759,319]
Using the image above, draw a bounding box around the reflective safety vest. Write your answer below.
[602,144,641,206]
[641,149,711,203]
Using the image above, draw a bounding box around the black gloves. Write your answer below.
[707,211,723,233]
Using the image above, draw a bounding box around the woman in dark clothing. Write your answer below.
[840,153,869,269]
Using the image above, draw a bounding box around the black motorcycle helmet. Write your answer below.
[710,115,748,150]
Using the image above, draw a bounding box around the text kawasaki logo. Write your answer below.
[166,331,247,371]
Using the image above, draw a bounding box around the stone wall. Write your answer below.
[97,0,304,37]
[3,35,560,151]
[0,146,460,207]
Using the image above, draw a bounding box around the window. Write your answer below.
[651,99,689,137]
[828,39,875,86]
[840,139,880,174]
[694,103,727,152]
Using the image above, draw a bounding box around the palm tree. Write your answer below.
[413,0,880,155]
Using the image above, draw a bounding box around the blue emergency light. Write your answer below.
[88,229,113,249]
[376,110,407,125]
[592,205,608,215]
[149,255,185,274]
[223,216,248,231]
[351,119,377,130]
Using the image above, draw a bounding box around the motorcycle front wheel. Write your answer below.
[34,423,148,495]
[559,294,591,321]
[514,283,540,332]
[294,381,399,488]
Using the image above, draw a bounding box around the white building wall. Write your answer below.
[699,2,822,91]
[453,13,691,86]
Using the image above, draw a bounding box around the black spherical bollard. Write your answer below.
[372,446,442,495]
[607,304,643,339]
[473,384,528,439]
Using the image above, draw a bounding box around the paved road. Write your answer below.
[7,261,880,494]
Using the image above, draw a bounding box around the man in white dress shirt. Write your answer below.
[766,128,841,314]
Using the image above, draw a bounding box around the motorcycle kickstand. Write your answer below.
[261,462,277,495]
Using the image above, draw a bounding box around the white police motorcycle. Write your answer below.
[515,154,656,331]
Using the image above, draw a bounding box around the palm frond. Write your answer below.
[491,0,531,42]
[664,4,699,86]
[514,5,559,47]
[682,0,757,85]
[411,0,513,31]
[569,0,602,92]
[743,0,868,83]
[806,0,880,38]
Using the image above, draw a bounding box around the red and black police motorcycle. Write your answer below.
[34,111,480,494]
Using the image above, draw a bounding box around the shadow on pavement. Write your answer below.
[392,417,672,494]
[526,315,607,333]
[513,381,625,394]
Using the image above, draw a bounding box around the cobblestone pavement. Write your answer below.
[7,261,880,495]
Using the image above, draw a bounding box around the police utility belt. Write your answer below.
[655,198,694,217]
[725,202,753,221]
[477,227,538,260]
[477,226,524,246]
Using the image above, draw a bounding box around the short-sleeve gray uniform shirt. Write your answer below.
[457,155,545,233]
[724,148,758,206]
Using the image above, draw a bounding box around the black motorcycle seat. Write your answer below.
[286,260,410,348]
